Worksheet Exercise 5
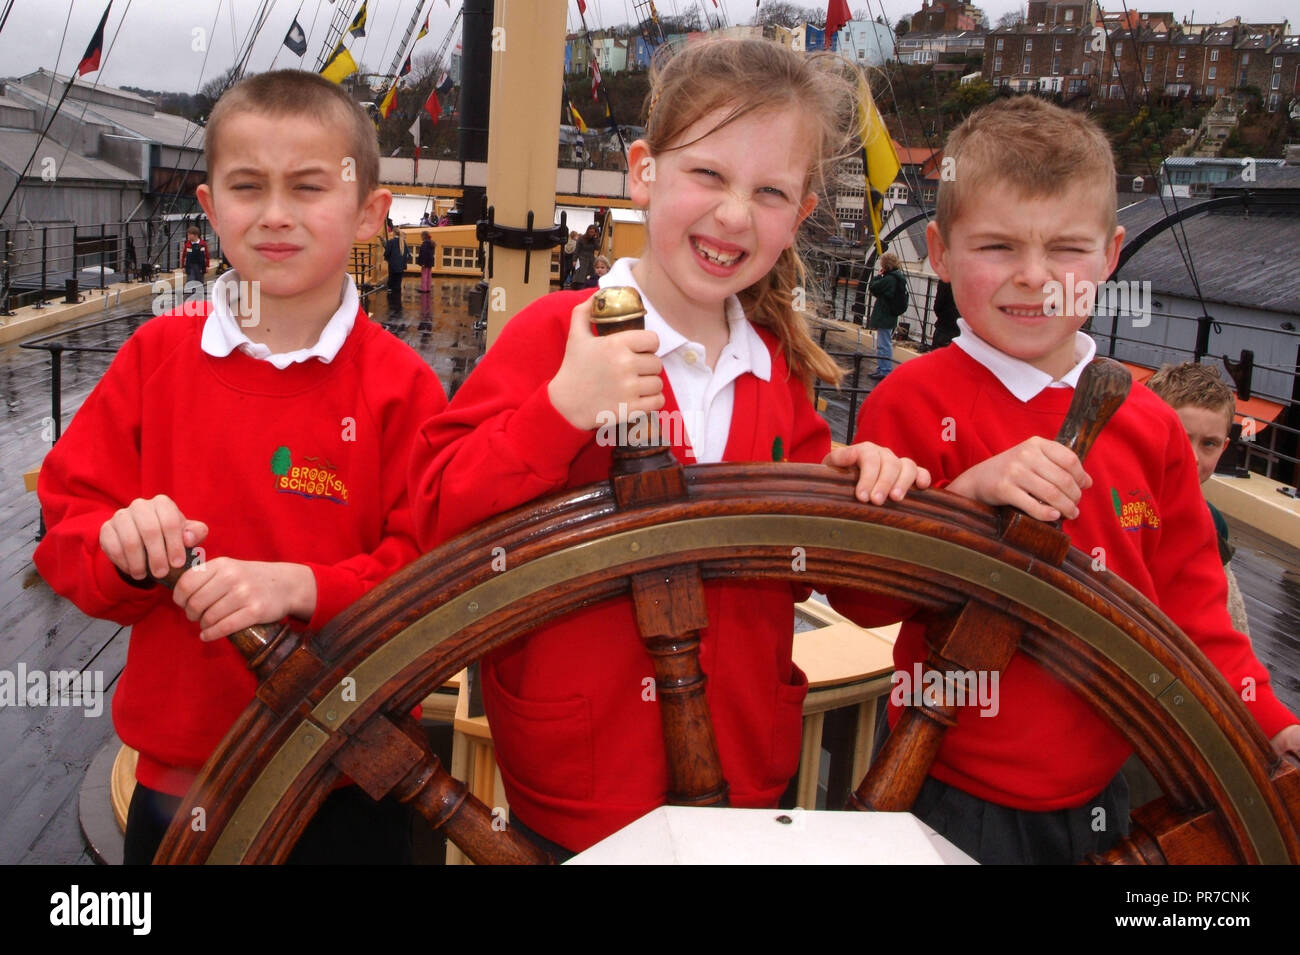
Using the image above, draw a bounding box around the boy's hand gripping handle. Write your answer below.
[850,357,1133,815]
[117,551,290,680]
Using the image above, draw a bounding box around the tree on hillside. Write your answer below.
[658,10,702,34]
[896,17,911,35]
[996,7,1027,28]
[753,2,823,28]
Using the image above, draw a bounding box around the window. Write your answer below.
[1241,53,1249,64]
[1082,59,1093,74]
[1146,46,1153,60]
[1273,73,1282,90]
[993,55,1003,71]
[995,37,1004,51]
[1176,63,1184,77]
[1210,49,1218,62]
[1053,57,1061,74]
[1024,59,1031,74]
[1274,56,1283,68]
[1025,39,1033,52]
[1055,38,1063,51]
[1144,66,1152,82]
[1116,41,1123,55]
[1208,66,1216,79]
[1112,62,1119,77]
[1178,47,1186,59]
[441,246,482,270]
[1065,9,1074,20]
[1270,93,1280,110]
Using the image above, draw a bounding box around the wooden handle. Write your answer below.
[1054,357,1132,465]
[117,548,288,674]
[590,285,673,469]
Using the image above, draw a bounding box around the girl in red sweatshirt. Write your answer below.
[409,39,929,856]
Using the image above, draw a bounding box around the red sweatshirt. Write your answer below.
[34,304,447,795]
[409,288,831,851]
[839,344,1295,810]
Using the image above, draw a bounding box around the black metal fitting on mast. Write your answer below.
[476,207,568,284]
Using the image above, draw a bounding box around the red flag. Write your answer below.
[577,0,587,14]
[424,87,442,125]
[825,0,851,39]
[591,62,602,101]
[77,2,112,76]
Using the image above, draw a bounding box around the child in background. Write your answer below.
[35,71,447,864]
[182,225,209,289]
[577,255,611,289]
[409,39,929,857]
[417,230,435,293]
[843,96,1298,864]
[1147,362,1250,636]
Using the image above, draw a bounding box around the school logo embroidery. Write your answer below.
[771,436,785,462]
[1111,487,1159,532]
[270,445,349,504]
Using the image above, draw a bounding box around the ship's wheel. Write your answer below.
[147,341,1300,865]
[146,464,1300,864]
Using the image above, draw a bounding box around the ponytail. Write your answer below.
[739,246,845,389]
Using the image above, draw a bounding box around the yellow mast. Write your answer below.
[483,1,568,346]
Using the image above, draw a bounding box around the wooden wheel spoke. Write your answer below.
[331,714,549,865]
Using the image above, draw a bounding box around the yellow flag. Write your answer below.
[321,43,358,84]
[379,83,397,119]
[857,74,900,255]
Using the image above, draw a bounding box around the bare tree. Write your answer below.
[996,7,1027,28]
[753,2,824,29]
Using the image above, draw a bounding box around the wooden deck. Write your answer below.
[1,287,1297,864]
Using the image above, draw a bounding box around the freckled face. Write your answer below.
[927,181,1123,379]
[628,105,818,316]
[196,112,388,313]
[1174,404,1232,483]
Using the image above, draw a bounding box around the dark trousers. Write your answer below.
[185,263,205,286]
[911,773,1131,865]
[508,811,575,864]
[124,782,414,865]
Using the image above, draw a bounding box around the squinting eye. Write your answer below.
[760,187,789,200]
[693,168,719,178]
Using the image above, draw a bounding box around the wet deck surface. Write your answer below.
[1,281,1297,864]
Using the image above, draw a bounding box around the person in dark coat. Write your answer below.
[930,280,960,350]
[867,252,908,380]
[417,231,435,292]
[383,219,407,304]
[572,225,600,287]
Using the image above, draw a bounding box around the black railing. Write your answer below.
[1,216,219,314]
[19,310,163,538]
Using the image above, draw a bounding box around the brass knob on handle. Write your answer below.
[591,286,646,336]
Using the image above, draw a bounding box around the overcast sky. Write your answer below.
[0,0,1293,95]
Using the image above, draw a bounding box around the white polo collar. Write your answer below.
[953,318,1096,403]
[600,257,771,381]
[201,270,358,369]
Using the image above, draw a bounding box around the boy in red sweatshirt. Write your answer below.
[34,71,447,864]
[846,96,1299,864]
